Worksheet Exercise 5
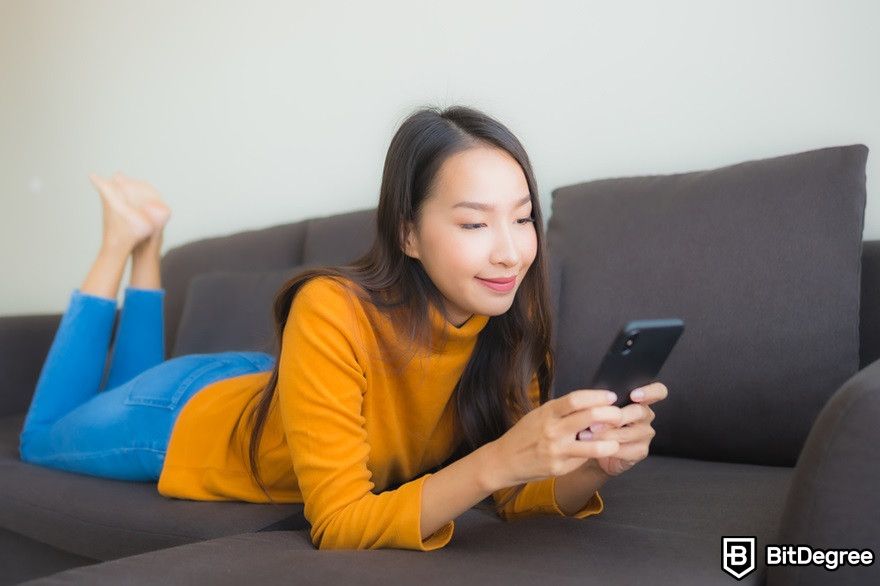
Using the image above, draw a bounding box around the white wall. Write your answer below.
[2,0,878,315]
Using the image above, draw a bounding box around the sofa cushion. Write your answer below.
[768,359,880,586]
[859,241,880,368]
[0,414,306,561]
[171,264,319,357]
[547,144,869,466]
[25,456,792,585]
[300,207,376,266]
[160,220,310,358]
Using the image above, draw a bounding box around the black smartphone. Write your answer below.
[589,318,684,408]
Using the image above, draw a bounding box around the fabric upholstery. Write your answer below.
[23,455,792,585]
[300,207,376,266]
[160,220,310,357]
[0,414,306,561]
[0,313,62,417]
[768,358,880,586]
[859,240,880,368]
[547,144,868,466]
[1,144,872,583]
[171,264,318,357]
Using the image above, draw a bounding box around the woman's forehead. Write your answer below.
[431,148,529,207]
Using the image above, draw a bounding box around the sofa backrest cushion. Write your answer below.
[161,220,309,356]
[300,207,377,265]
[546,144,868,466]
[171,264,318,357]
[162,207,377,357]
[169,208,377,357]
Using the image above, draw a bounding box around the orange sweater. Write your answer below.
[157,275,603,550]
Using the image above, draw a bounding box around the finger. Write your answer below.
[603,441,650,463]
[631,382,668,405]
[554,389,617,418]
[589,422,655,444]
[563,405,624,437]
[567,438,620,460]
[615,403,654,427]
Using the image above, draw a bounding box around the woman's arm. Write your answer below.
[420,442,497,540]
[420,423,610,538]
[553,459,610,515]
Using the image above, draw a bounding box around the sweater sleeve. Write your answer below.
[491,370,604,521]
[277,278,453,551]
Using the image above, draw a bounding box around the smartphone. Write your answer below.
[589,318,684,408]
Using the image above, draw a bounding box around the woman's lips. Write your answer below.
[476,276,516,292]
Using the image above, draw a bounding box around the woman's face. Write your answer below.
[403,145,538,327]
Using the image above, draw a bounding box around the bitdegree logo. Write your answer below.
[722,536,875,580]
[766,544,875,571]
[722,537,756,580]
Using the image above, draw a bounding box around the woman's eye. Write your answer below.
[460,217,535,230]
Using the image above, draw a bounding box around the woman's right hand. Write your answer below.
[488,390,624,488]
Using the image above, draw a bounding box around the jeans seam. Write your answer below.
[123,360,228,409]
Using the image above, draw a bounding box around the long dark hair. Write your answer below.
[237,104,555,513]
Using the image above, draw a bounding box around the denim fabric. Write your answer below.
[18,287,275,482]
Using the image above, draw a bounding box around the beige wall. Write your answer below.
[2,0,878,314]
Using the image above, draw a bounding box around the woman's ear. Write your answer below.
[401,221,420,260]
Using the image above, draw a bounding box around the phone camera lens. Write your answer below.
[620,331,639,354]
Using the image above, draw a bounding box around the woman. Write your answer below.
[19,105,667,551]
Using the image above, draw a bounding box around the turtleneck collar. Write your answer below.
[426,297,490,345]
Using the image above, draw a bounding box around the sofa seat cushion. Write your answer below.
[25,456,791,585]
[0,414,306,561]
[595,454,791,539]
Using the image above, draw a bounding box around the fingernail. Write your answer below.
[591,423,606,432]
[577,430,592,441]
[632,388,645,400]
[606,391,617,403]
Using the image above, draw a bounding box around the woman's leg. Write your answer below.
[102,287,166,391]
[19,288,120,442]
[19,172,165,452]
[21,352,271,481]
[103,210,169,391]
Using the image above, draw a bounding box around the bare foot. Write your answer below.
[107,172,172,233]
[142,202,172,231]
[89,173,154,252]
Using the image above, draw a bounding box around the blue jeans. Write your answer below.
[18,287,275,482]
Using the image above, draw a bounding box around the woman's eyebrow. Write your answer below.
[451,195,531,211]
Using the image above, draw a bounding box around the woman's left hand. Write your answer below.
[588,382,668,477]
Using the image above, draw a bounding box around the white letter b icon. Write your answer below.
[722,536,756,580]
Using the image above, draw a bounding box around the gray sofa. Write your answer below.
[2,144,877,585]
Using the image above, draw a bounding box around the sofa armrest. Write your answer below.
[767,358,880,586]
[0,313,62,417]
[859,240,880,369]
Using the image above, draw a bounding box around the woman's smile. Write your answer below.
[475,275,516,293]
